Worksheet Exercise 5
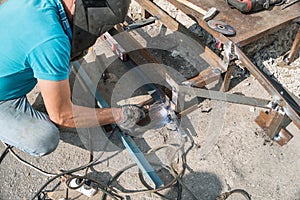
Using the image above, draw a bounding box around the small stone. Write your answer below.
[171,50,180,57]
[243,82,251,86]
[249,107,256,112]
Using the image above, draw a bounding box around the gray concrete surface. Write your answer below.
[1,1,300,199]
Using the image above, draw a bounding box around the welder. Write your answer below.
[0,0,147,156]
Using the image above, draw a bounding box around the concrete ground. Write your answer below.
[1,1,300,199]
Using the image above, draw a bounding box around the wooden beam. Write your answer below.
[288,27,300,64]
[220,63,234,92]
[182,67,221,88]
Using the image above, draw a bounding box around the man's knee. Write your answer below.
[30,125,60,156]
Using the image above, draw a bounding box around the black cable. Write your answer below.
[32,127,119,199]
[8,123,250,200]
[1,142,57,177]
[101,138,193,200]
[216,189,251,200]
[138,170,175,200]
[0,145,12,164]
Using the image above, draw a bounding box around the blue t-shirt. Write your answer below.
[0,0,71,100]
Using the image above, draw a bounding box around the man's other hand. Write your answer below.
[118,105,148,132]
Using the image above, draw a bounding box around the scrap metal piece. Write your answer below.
[255,110,293,145]
[100,32,127,61]
[273,128,293,146]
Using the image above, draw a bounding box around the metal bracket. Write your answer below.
[255,110,293,145]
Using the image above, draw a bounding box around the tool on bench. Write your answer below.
[281,0,300,9]
[226,0,284,13]
[207,20,236,36]
[176,0,218,21]
[175,0,236,36]
[123,16,159,31]
[100,16,159,61]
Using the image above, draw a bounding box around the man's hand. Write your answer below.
[118,105,148,132]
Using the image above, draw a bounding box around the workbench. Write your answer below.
[167,0,300,47]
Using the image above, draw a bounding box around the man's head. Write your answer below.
[64,0,130,60]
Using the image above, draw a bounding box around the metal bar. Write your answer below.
[178,85,272,109]
[72,61,164,189]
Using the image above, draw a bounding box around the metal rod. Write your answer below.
[178,85,272,109]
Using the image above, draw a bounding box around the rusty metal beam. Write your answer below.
[220,63,235,92]
[255,110,293,145]
[288,27,300,64]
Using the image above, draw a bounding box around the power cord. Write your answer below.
[0,144,12,164]
[1,129,251,200]
[216,189,251,200]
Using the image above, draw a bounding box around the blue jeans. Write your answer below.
[0,96,59,156]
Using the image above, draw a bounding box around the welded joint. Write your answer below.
[267,99,285,114]
[166,74,179,111]
[223,41,238,65]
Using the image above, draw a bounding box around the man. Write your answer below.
[0,0,146,156]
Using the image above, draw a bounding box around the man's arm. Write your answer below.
[37,78,123,128]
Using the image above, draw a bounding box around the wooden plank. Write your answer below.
[167,0,300,46]
[288,27,300,64]
[182,67,221,87]
[220,64,234,92]
[141,0,153,19]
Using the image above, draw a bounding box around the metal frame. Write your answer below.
[133,0,300,143]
